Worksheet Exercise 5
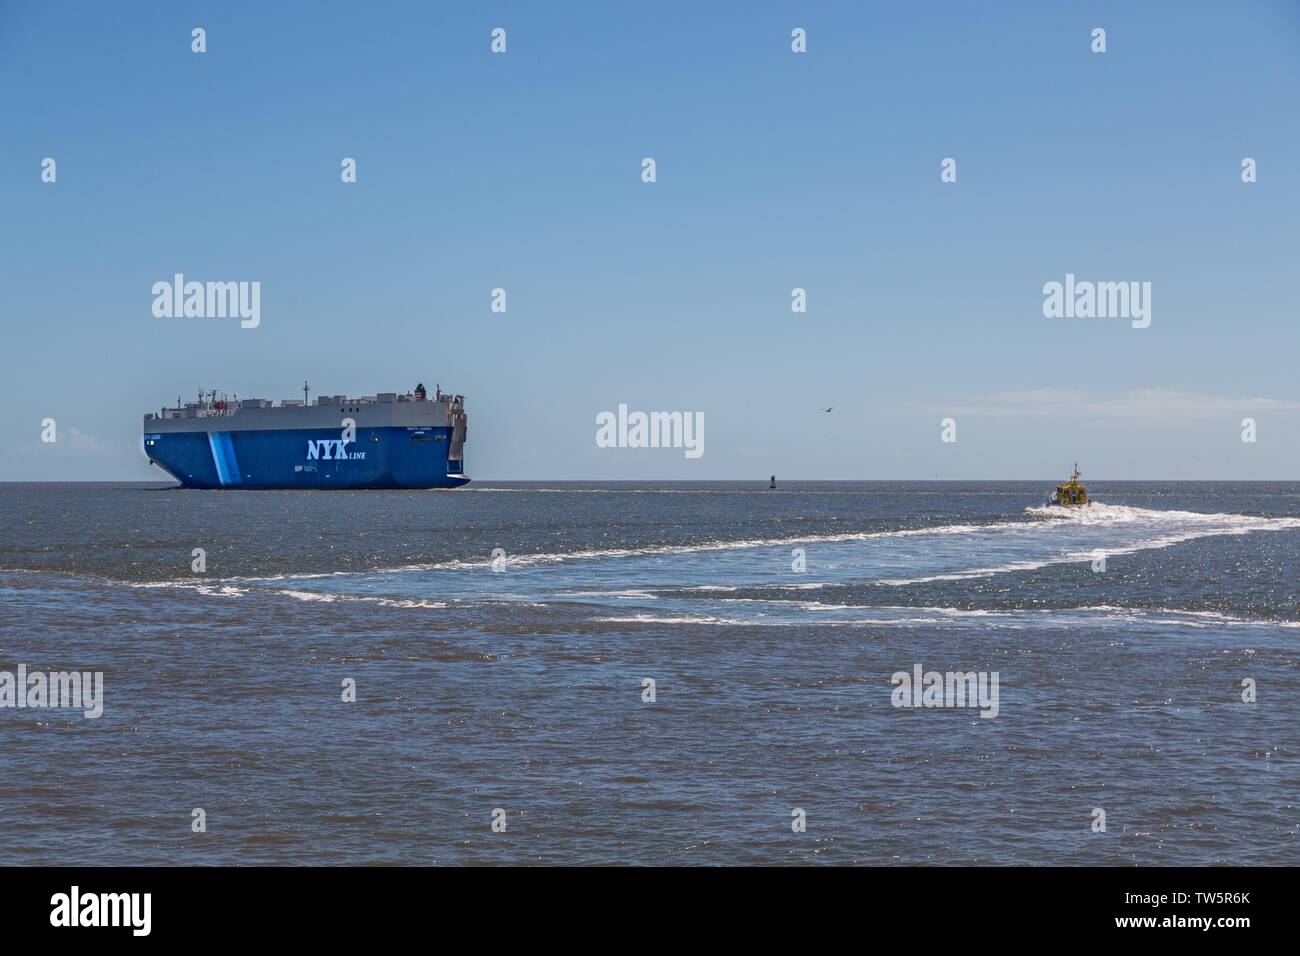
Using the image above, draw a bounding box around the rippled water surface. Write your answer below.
[1,481,1297,864]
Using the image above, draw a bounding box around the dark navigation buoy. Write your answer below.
[769,475,776,489]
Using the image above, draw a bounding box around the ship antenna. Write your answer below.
[303,380,310,405]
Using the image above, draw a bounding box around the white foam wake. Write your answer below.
[122,502,1299,594]
[597,604,1300,630]
[880,507,1300,585]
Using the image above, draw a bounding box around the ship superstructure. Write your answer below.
[1050,463,1088,507]
[142,383,468,489]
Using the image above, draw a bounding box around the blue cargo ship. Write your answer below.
[142,383,468,489]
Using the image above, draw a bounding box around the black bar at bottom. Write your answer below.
[0,866,1272,941]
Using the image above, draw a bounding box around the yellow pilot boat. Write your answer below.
[1051,463,1089,507]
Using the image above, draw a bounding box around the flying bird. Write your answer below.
[821,407,833,413]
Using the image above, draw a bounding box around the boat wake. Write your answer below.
[6,496,1265,630]
[102,501,1295,621]
[593,603,1300,631]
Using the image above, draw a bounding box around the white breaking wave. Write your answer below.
[128,579,446,608]
[598,604,1300,630]
[594,613,754,625]
[198,520,1006,583]
[120,503,1299,608]
[271,589,447,608]
[1025,500,1290,526]
[875,503,1300,586]
[559,589,660,600]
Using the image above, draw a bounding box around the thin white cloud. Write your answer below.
[23,426,137,459]
[59,426,123,455]
[925,389,1300,424]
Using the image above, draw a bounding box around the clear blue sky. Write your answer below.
[3,1,1298,480]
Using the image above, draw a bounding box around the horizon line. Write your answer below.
[3,478,1298,486]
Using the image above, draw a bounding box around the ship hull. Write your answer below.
[143,425,469,489]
